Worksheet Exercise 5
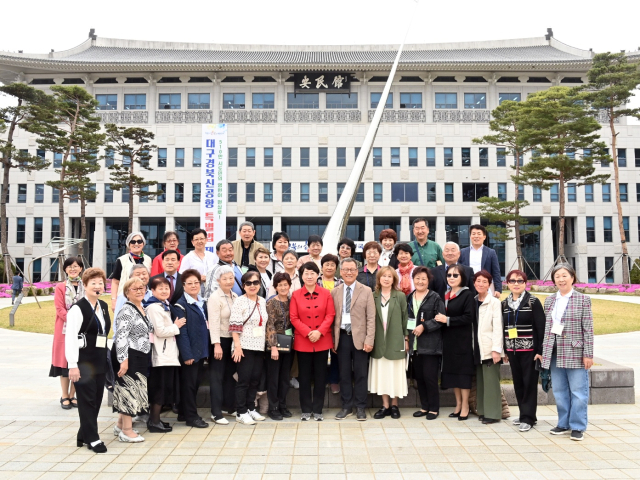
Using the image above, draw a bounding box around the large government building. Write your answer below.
[1,30,639,283]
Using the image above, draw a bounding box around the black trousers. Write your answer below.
[507,350,539,425]
[235,350,264,414]
[75,372,106,445]
[297,350,329,414]
[337,332,370,410]
[413,354,441,412]
[209,338,236,417]
[267,350,292,410]
[179,358,205,422]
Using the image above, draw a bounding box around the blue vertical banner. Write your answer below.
[201,124,228,257]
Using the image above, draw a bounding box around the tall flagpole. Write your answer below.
[321,1,419,256]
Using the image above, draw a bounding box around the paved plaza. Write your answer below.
[1,315,640,479]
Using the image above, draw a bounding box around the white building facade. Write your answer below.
[1,30,639,283]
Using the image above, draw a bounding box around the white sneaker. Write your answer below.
[211,415,229,425]
[113,426,138,436]
[519,423,532,432]
[118,431,145,443]
[290,377,300,389]
[313,413,324,421]
[236,413,256,425]
[512,418,521,426]
[133,414,149,423]
[248,410,266,421]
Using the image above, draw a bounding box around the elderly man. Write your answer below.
[410,218,445,268]
[232,221,261,271]
[150,249,184,304]
[203,239,244,300]
[459,224,503,299]
[429,242,476,300]
[332,258,376,421]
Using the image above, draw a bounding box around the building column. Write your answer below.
[272,217,282,238]
[435,216,446,246]
[358,73,368,124]
[364,216,374,242]
[276,74,286,124]
[148,77,157,125]
[132,216,140,233]
[93,217,106,270]
[237,216,246,230]
[166,216,175,234]
[541,216,555,279]
[471,215,480,225]
[211,73,221,124]
[400,216,410,242]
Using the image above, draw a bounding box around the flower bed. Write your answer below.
[0,279,113,298]
[502,279,640,294]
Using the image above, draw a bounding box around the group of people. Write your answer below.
[49,218,595,454]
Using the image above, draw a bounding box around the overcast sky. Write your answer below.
[1,0,638,118]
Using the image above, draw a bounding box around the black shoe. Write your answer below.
[413,410,428,418]
[390,406,401,419]
[147,421,172,433]
[570,430,584,441]
[458,410,469,421]
[426,412,439,420]
[177,414,185,422]
[335,408,353,420]
[88,442,107,454]
[186,418,209,428]
[161,421,171,428]
[356,408,367,421]
[478,415,485,422]
[269,409,283,421]
[448,410,461,418]
[482,418,500,425]
[373,407,390,419]
[76,439,85,447]
[279,407,292,418]
[172,404,179,414]
[60,398,72,410]
[70,397,78,408]
[550,426,570,435]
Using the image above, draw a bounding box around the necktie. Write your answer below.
[344,286,352,334]
[167,274,175,297]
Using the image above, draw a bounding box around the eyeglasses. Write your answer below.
[341,268,357,273]
[192,237,207,242]
[129,239,144,245]
[447,273,460,278]
[244,280,261,287]
[130,287,146,292]
[185,282,201,287]
[508,279,526,285]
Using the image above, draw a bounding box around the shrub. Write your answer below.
[630,259,640,285]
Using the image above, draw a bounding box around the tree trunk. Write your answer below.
[1,111,18,283]
[79,194,86,257]
[558,175,566,259]
[610,110,629,283]
[57,164,66,279]
[513,151,524,272]
[128,176,134,234]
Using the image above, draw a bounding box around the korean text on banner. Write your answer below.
[201,124,228,260]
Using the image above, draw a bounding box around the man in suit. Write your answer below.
[203,240,244,300]
[429,242,476,300]
[331,258,376,421]
[150,249,184,304]
[459,224,502,299]
[11,273,23,305]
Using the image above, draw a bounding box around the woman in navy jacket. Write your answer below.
[174,269,210,429]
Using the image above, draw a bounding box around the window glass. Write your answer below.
[124,94,146,110]
[223,93,245,109]
[159,93,181,109]
[287,93,319,109]
[326,93,357,109]
[175,148,184,168]
[300,183,310,202]
[408,148,418,167]
[370,92,393,108]
[498,93,521,104]
[193,148,201,167]
[188,93,210,109]
[264,183,273,202]
[373,148,382,167]
[426,147,436,167]
[264,148,273,167]
[337,148,346,167]
[96,94,117,110]
[464,93,486,109]
[399,93,422,109]
[252,93,274,109]
[444,147,453,167]
[435,93,457,109]
[246,183,255,202]
[391,148,400,167]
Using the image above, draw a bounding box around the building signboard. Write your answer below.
[201,124,228,260]
[293,72,351,94]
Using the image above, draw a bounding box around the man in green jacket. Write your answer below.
[410,218,444,268]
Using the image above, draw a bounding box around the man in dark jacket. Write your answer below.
[459,224,502,298]
[11,273,23,305]
[149,250,183,304]
[429,242,476,300]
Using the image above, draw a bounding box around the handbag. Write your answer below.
[274,299,292,352]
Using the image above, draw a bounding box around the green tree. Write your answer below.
[30,86,104,266]
[104,124,159,233]
[518,86,610,260]
[473,99,540,271]
[582,52,640,283]
[0,83,51,281]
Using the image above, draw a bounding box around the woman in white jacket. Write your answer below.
[474,270,504,425]
[145,277,186,432]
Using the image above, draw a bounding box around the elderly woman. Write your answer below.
[371,266,409,420]
[229,270,269,425]
[51,256,84,409]
[207,265,238,425]
[110,232,152,311]
[290,262,336,421]
[474,270,504,425]
[174,269,210,428]
[378,228,399,268]
[265,272,294,421]
[395,243,416,296]
[111,276,153,443]
[66,268,110,453]
[268,231,290,274]
[502,269,546,432]
[336,237,357,278]
[297,235,324,270]
[435,264,477,421]
[253,247,273,297]
[145,277,185,433]
[150,230,182,277]
[407,266,445,420]
[357,241,381,291]
[540,264,594,442]
[114,264,151,317]
[318,253,344,394]
[268,250,301,297]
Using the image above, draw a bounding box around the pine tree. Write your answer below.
[0,83,51,281]
[518,86,610,260]
[104,124,159,233]
[582,52,640,283]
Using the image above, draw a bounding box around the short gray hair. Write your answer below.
[126,231,146,246]
[551,263,577,285]
[340,257,358,269]
[215,265,235,281]
[239,221,255,231]
[130,264,149,277]
[443,241,460,252]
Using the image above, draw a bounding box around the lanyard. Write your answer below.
[92,303,104,335]
[507,301,521,329]
[413,241,425,266]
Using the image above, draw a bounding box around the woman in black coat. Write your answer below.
[435,264,478,421]
[407,267,445,420]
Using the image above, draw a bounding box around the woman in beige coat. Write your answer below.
[146,277,186,432]
[474,270,504,424]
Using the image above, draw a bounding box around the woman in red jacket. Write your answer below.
[290,262,336,421]
[150,231,182,277]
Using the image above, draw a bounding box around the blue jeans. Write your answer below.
[550,353,589,432]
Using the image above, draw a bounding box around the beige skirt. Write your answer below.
[368,356,408,398]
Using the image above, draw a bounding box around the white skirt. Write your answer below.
[368,356,408,398]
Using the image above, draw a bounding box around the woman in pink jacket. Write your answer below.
[50,257,85,409]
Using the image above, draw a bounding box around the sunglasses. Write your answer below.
[508,279,526,285]
[244,280,261,287]
[129,239,144,245]
[447,273,460,278]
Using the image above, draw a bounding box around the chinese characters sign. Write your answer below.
[293,72,351,94]
[201,124,228,259]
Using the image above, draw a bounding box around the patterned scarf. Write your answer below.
[130,252,144,262]
[65,278,84,310]
[507,292,524,311]
[398,261,414,295]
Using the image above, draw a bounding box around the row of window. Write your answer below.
[96,92,524,111]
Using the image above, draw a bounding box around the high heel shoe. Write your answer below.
[448,410,461,418]
[458,411,469,421]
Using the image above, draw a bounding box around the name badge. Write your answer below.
[341,313,351,328]
[285,328,293,336]
[407,318,417,330]
[551,323,564,336]
[253,327,264,338]
[95,334,107,349]
[508,328,518,339]
[62,322,66,335]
